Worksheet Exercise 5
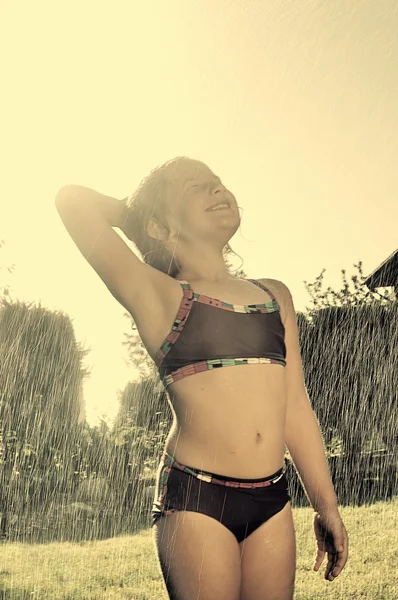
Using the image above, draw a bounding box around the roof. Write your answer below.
[364,248,398,290]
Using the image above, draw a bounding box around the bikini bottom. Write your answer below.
[151,450,291,543]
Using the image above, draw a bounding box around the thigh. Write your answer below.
[153,510,242,600]
[239,500,296,600]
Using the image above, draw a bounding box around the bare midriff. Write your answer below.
[163,362,287,479]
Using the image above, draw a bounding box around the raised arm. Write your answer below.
[54,185,166,320]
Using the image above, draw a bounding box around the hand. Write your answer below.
[313,509,348,582]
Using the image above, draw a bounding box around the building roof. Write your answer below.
[364,248,398,290]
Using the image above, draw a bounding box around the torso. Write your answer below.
[133,275,288,479]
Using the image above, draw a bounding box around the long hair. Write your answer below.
[125,156,243,278]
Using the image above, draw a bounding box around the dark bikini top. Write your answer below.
[154,278,287,389]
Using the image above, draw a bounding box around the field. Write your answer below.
[1,498,397,599]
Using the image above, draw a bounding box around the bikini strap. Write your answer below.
[177,279,194,299]
[154,279,194,367]
[246,278,279,306]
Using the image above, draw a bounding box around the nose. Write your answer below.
[212,182,226,194]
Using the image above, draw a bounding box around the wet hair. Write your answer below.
[125,156,242,278]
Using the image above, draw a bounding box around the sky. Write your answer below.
[1,0,397,428]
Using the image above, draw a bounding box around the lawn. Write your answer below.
[0,498,397,599]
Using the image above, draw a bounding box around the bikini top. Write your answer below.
[154,278,287,389]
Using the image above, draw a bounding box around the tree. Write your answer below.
[298,261,397,501]
[303,260,394,318]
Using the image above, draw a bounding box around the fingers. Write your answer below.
[325,553,339,580]
[314,541,344,580]
[325,545,347,581]
[330,545,348,577]
[313,549,325,571]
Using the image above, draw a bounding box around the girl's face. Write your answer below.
[165,159,240,244]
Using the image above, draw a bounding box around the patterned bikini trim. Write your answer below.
[191,292,278,313]
[154,282,194,366]
[162,356,287,387]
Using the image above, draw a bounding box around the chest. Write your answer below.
[136,277,282,362]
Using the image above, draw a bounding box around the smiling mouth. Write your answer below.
[206,202,231,212]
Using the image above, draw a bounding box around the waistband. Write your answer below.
[161,450,287,489]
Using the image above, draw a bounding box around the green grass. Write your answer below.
[1,498,397,599]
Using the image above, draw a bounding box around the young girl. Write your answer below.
[55,156,348,600]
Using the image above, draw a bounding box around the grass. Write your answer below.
[0,498,397,599]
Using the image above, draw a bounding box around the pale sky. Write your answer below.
[1,0,397,427]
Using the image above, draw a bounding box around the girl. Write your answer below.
[55,156,348,600]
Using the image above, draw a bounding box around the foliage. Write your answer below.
[303,260,394,318]
[294,261,398,505]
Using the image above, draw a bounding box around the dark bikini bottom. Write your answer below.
[151,450,291,543]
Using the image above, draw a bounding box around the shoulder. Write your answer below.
[258,277,292,300]
[258,278,294,323]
